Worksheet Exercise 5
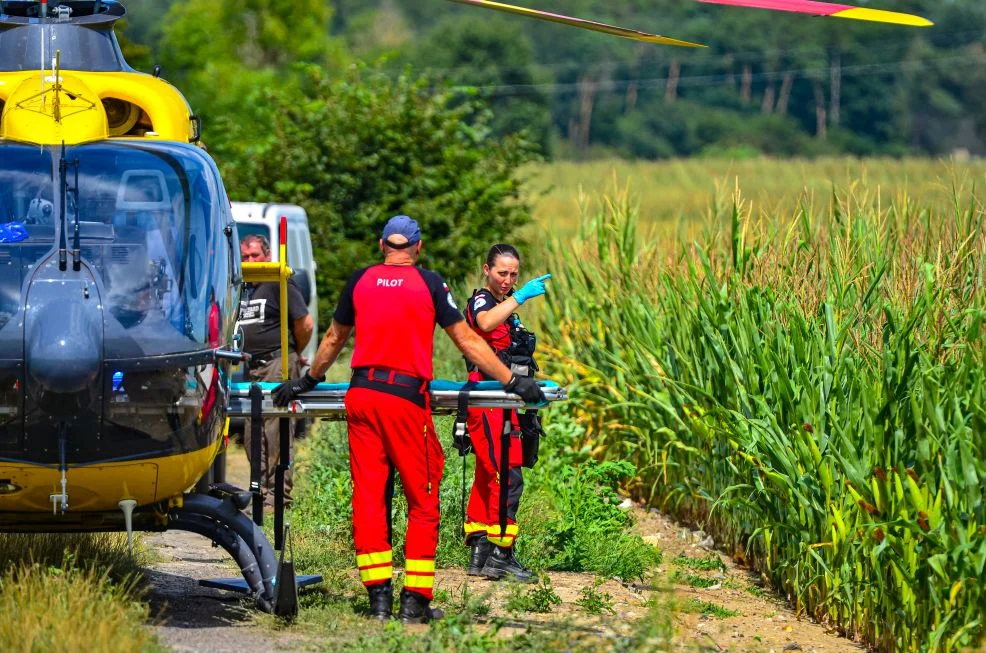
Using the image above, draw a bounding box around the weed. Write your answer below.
[506,576,562,614]
[671,553,726,573]
[681,599,739,619]
[668,569,719,589]
[576,579,616,615]
[746,584,768,599]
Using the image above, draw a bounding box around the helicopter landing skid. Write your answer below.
[167,493,281,613]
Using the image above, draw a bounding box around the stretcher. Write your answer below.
[226,379,567,419]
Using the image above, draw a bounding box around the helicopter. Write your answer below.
[0,0,929,617]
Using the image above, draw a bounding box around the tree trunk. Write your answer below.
[761,84,776,114]
[777,71,795,115]
[626,81,638,114]
[829,53,841,128]
[577,75,597,155]
[741,64,752,103]
[665,59,680,103]
[814,81,827,140]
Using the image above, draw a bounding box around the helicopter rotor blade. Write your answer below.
[443,0,707,48]
[694,0,932,27]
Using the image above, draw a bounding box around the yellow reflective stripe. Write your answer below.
[490,524,519,537]
[405,559,436,574]
[356,550,393,568]
[404,574,435,589]
[487,535,516,547]
[359,565,393,583]
[464,522,487,534]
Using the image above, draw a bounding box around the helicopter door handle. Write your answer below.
[215,348,252,363]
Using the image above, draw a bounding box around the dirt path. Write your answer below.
[143,446,862,652]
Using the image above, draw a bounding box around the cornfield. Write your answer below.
[538,183,986,651]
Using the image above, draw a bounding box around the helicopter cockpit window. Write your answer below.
[62,141,222,352]
[0,144,54,332]
[0,23,127,73]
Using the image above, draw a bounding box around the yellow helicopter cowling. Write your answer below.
[0,73,109,144]
[0,70,197,144]
[0,439,223,513]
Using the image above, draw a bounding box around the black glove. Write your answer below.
[272,372,324,407]
[505,374,546,405]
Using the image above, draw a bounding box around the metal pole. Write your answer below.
[249,383,264,526]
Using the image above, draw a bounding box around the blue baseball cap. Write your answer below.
[382,215,421,248]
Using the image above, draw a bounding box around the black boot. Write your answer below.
[367,580,393,621]
[481,545,535,583]
[397,588,444,624]
[466,535,492,576]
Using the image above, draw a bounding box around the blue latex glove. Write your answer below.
[513,273,551,305]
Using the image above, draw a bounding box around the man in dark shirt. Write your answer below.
[239,234,314,507]
[271,216,544,624]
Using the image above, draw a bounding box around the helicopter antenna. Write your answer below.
[71,160,81,271]
[58,143,68,272]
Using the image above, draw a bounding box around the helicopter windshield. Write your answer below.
[0,22,127,73]
[0,140,233,355]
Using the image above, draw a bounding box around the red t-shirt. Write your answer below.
[334,264,463,380]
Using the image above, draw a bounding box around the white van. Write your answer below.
[231,203,319,364]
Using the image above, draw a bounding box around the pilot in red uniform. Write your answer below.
[273,216,545,624]
[463,244,550,582]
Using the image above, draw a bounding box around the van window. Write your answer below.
[237,223,272,252]
[287,225,309,270]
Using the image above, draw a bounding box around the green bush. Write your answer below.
[211,64,538,320]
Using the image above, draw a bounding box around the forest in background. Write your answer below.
[119,0,986,160]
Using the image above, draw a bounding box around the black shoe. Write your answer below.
[466,535,492,576]
[398,588,444,624]
[367,580,393,621]
[481,546,535,583]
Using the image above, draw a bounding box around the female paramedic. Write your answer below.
[461,244,550,582]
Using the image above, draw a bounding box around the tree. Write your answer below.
[412,15,553,154]
[211,65,539,320]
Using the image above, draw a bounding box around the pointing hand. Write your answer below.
[513,274,551,305]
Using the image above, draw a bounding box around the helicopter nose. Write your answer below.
[26,299,102,395]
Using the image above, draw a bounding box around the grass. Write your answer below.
[0,534,161,652]
[537,175,986,651]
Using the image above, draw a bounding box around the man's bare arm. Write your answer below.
[292,314,315,355]
[309,320,354,378]
[444,321,512,385]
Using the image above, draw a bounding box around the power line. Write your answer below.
[449,50,986,97]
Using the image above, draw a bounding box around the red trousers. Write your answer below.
[465,407,524,548]
[346,387,444,600]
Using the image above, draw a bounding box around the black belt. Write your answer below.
[351,367,428,409]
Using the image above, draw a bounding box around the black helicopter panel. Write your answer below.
[0,139,239,466]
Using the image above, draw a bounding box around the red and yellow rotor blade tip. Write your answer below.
[443,0,707,47]
[695,0,932,27]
